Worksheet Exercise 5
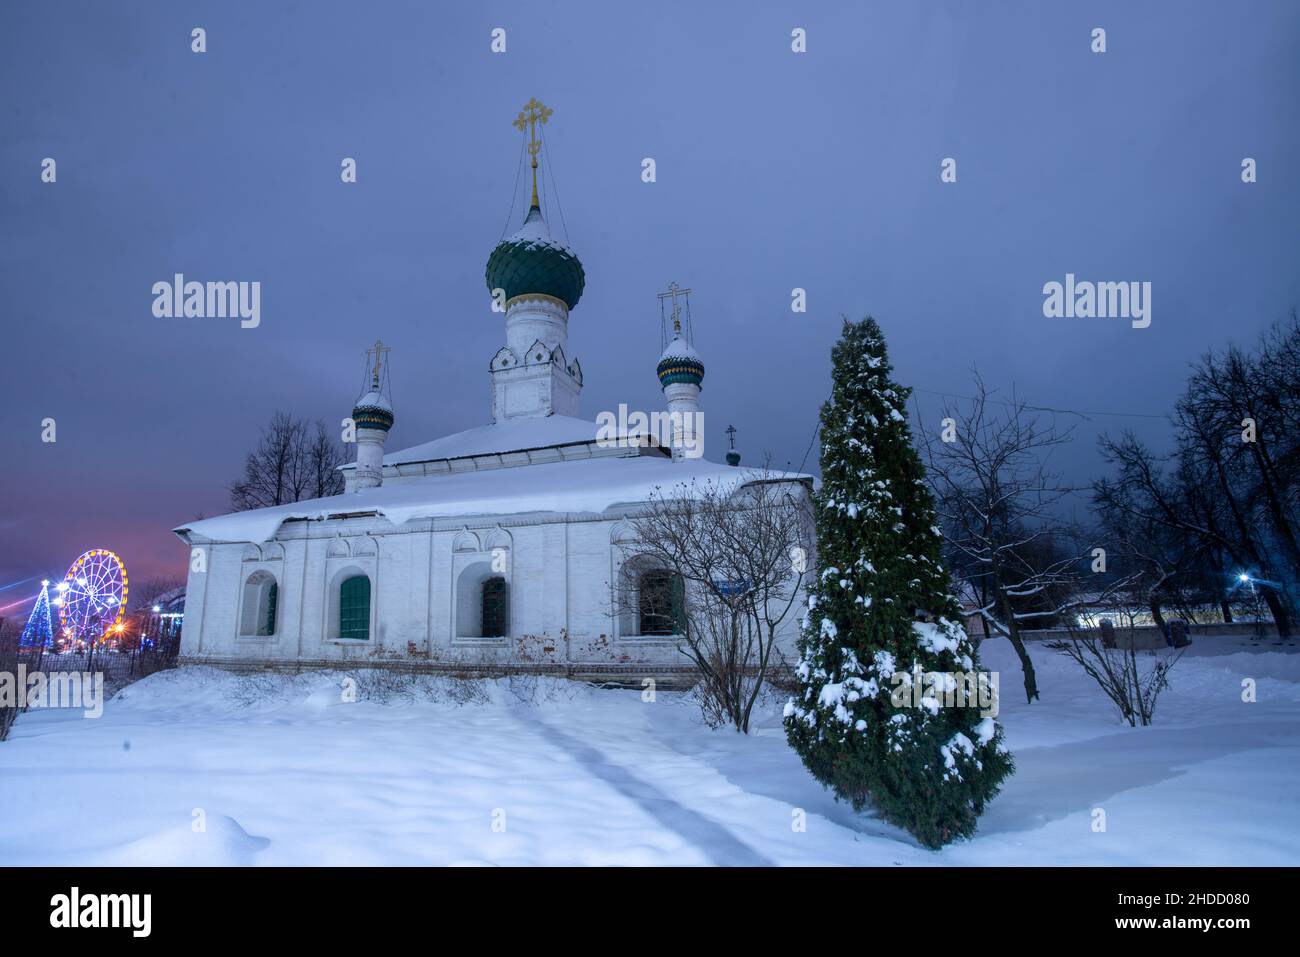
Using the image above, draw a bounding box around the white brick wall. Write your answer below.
[182,502,808,668]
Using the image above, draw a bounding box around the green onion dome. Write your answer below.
[656,334,705,389]
[352,389,394,432]
[485,205,585,311]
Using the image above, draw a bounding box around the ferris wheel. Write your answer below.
[54,549,129,643]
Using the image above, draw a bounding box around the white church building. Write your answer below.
[173,103,811,679]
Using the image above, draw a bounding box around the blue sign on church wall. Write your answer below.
[715,580,752,596]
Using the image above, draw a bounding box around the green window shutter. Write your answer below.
[339,575,370,640]
[264,582,278,636]
[481,577,509,638]
[639,570,683,636]
[670,574,686,634]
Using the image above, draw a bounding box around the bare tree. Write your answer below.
[1093,464,1199,634]
[1096,428,1295,636]
[920,373,1090,702]
[1089,314,1300,638]
[619,468,812,732]
[229,412,345,511]
[1047,616,1184,727]
[1191,332,1300,581]
[305,419,348,500]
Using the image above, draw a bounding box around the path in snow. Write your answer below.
[518,705,776,866]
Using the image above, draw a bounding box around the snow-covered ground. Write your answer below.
[2,635,1297,866]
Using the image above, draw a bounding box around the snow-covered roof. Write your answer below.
[353,388,392,413]
[176,455,810,545]
[508,205,574,254]
[376,415,604,468]
[659,334,702,364]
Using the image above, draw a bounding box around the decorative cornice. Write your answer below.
[505,292,570,315]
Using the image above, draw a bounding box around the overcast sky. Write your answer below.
[2,0,1298,603]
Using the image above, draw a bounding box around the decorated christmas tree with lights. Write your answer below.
[19,579,55,649]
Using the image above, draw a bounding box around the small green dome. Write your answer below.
[352,390,393,432]
[485,205,585,310]
[657,334,705,388]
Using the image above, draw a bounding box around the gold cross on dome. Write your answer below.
[512,98,553,207]
[367,338,390,384]
[657,281,692,334]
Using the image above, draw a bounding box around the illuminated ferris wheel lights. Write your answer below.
[58,549,128,642]
[56,582,69,592]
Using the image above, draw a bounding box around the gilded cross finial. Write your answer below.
[657,281,692,335]
[367,338,390,388]
[512,97,553,209]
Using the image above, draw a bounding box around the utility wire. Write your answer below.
[541,135,570,246]
[911,386,1167,422]
[795,420,821,475]
[499,133,526,239]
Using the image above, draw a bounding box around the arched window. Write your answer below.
[454,562,510,639]
[240,572,278,637]
[639,569,684,636]
[481,576,509,638]
[339,575,370,641]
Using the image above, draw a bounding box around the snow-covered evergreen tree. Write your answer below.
[784,317,1012,848]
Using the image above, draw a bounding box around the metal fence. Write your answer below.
[0,625,181,741]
